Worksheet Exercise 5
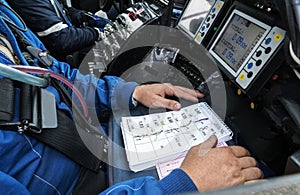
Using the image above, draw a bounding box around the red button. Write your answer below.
[129,12,137,21]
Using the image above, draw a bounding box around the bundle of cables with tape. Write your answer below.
[285,0,300,71]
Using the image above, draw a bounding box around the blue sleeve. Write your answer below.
[49,58,138,114]
[100,169,197,195]
[7,0,98,55]
[0,171,30,195]
[66,6,87,27]
[39,27,98,56]
[0,2,137,115]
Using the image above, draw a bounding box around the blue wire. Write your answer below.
[0,63,48,87]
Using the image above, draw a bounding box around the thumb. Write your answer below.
[152,96,181,110]
[198,135,218,156]
[95,10,108,19]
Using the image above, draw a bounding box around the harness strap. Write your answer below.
[0,79,107,172]
[0,13,109,192]
[0,33,19,63]
[50,0,73,27]
[27,109,106,172]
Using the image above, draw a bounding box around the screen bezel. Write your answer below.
[176,0,213,39]
[208,9,271,77]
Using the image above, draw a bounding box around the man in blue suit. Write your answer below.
[6,0,114,68]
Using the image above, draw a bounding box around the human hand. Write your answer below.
[84,12,110,29]
[132,83,204,110]
[180,135,263,192]
[94,10,108,19]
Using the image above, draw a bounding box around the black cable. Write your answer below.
[291,0,300,32]
[286,0,297,50]
[0,1,27,32]
[293,0,300,58]
[289,0,300,59]
[51,78,109,164]
[285,0,300,65]
[51,78,108,139]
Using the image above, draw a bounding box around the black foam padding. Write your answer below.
[0,79,14,121]
[20,83,32,122]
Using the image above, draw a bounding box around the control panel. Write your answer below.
[86,0,171,77]
[167,0,187,27]
[194,0,225,45]
[207,2,286,97]
[176,0,215,39]
[235,26,285,90]
[145,0,170,15]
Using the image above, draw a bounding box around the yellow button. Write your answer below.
[195,34,201,40]
[239,74,245,80]
[217,3,222,9]
[274,34,282,41]
[237,89,242,95]
[250,102,255,110]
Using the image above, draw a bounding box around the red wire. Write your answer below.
[11,65,89,118]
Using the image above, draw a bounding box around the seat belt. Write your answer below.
[0,7,109,193]
[28,109,108,172]
[0,80,108,193]
[50,0,73,27]
[0,33,108,172]
[0,80,108,172]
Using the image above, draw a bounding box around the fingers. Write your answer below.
[152,95,182,110]
[133,83,204,110]
[175,86,204,101]
[242,167,263,181]
[229,146,251,157]
[239,157,263,181]
[175,86,204,98]
[245,179,267,185]
[238,157,257,169]
[163,84,204,103]
[172,86,204,102]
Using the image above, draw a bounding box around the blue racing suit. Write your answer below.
[6,0,99,63]
[0,0,197,194]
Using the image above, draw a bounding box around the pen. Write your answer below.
[194,117,209,122]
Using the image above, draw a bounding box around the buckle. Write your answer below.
[0,121,42,134]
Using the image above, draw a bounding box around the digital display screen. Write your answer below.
[177,0,214,37]
[211,12,267,73]
[172,8,182,18]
